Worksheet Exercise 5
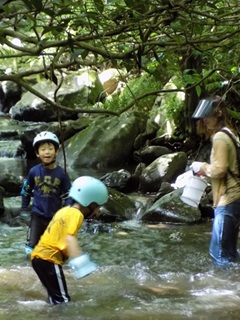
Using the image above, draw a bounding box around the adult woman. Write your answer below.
[191,96,240,266]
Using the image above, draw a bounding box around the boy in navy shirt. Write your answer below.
[21,131,72,256]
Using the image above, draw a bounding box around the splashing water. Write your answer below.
[1,221,240,320]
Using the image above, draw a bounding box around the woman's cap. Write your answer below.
[192,97,222,119]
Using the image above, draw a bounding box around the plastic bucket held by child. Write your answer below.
[180,176,207,208]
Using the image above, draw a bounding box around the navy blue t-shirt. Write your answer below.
[21,164,72,218]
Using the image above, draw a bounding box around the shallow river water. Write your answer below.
[1,218,240,320]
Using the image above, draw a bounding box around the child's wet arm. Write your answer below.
[66,234,81,258]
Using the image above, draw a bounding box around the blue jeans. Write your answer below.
[209,198,240,266]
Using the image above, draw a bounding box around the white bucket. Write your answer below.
[172,170,193,189]
[180,176,207,208]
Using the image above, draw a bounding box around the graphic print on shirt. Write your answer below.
[47,216,67,233]
[34,176,61,196]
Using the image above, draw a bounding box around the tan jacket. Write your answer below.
[200,128,240,207]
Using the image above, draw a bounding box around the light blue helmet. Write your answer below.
[69,176,108,206]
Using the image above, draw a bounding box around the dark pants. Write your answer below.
[27,213,51,248]
[32,257,70,304]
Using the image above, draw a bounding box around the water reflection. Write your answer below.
[1,221,240,320]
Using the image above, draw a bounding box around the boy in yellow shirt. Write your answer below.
[31,176,108,305]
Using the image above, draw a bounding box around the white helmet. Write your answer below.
[69,176,108,207]
[33,131,60,150]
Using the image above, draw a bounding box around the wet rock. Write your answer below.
[57,111,148,169]
[141,189,201,223]
[10,71,105,121]
[138,151,187,193]
[133,145,172,165]
[97,188,136,222]
[100,169,132,192]
[0,80,22,113]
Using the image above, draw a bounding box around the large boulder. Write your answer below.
[133,145,172,165]
[57,111,148,170]
[141,188,201,223]
[138,152,188,193]
[0,80,22,113]
[10,70,105,122]
[98,188,136,222]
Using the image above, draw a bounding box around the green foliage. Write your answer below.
[162,93,184,126]
[228,108,240,121]
[1,0,240,134]
[103,73,161,112]
[150,77,185,133]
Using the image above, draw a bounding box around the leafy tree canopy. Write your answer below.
[0,0,240,130]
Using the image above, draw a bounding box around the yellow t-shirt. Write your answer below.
[31,206,84,265]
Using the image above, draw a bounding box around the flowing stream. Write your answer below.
[1,218,240,320]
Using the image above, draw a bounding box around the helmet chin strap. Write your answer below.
[41,159,56,167]
[85,203,99,219]
[85,208,95,219]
